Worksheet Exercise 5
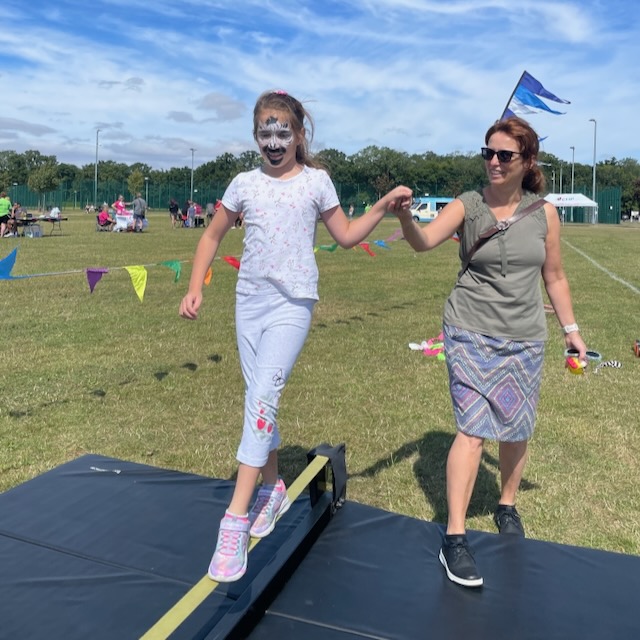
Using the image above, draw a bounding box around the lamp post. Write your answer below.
[144,176,149,204]
[190,148,196,201]
[94,128,101,207]
[589,119,597,203]
[569,146,575,194]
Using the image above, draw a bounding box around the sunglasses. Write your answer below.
[481,147,522,163]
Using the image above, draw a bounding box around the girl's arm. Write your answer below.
[394,198,466,252]
[322,186,412,248]
[541,203,587,360]
[179,204,237,320]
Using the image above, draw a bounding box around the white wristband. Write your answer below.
[562,323,579,335]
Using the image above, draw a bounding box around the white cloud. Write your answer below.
[0,0,637,168]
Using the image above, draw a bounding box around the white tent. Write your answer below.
[544,193,598,224]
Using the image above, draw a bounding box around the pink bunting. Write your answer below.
[385,229,403,243]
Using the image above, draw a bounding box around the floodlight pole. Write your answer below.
[589,119,597,202]
[190,148,196,201]
[94,128,101,207]
[570,146,575,194]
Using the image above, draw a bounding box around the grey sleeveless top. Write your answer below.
[443,190,549,341]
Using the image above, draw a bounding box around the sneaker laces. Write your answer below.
[252,492,272,514]
[217,528,244,556]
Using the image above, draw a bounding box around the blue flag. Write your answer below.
[502,71,570,119]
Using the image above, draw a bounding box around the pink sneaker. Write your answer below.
[208,511,250,582]
[249,478,290,538]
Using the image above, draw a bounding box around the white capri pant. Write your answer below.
[235,292,315,467]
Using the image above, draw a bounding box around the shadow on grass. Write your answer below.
[224,444,310,489]
[311,300,416,331]
[351,431,536,524]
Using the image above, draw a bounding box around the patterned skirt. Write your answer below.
[443,324,545,442]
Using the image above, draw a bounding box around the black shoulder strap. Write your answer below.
[459,198,547,276]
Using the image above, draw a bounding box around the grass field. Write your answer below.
[1,210,639,555]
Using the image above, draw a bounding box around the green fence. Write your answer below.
[7,181,623,223]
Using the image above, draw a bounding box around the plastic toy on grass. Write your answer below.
[565,356,586,375]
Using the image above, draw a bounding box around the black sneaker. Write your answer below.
[439,535,483,587]
[494,504,525,536]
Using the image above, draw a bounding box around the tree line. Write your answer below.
[1,146,639,215]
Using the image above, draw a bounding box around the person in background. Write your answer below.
[6,202,24,236]
[205,202,215,226]
[97,204,115,231]
[0,191,12,237]
[112,195,129,216]
[179,89,412,583]
[394,116,586,588]
[131,192,148,233]
[183,199,192,227]
[169,199,180,228]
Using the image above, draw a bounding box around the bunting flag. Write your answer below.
[501,70,570,119]
[161,260,182,282]
[373,240,390,249]
[318,243,338,252]
[204,267,212,285]
[86,268,109,293]
[358,242,376,257]
[125,266,148,302]
[385,229,403,243]
[222,256,241,270]
[0,247,18,280]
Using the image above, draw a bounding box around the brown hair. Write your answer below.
[253,90,323,169]
[485,116,546,194]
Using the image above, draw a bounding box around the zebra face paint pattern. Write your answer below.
[256,115,295,166]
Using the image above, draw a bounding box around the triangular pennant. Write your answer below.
[204,267,212,285]
[373,240,390,249]
[318,243,338,252]
[222,256,241,270]
[86,268,109,293]
[385,229,403,243]
[0,248,18,280]
[124,265,148,302]
[358,242,376,257]
[161,260,182,283]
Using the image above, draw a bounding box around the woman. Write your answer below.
[396,116,586,588]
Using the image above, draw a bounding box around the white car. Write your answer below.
[410,202,439,223]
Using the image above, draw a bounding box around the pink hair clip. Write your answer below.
[273,90,288,95]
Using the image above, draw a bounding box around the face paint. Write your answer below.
[256,115,295,166]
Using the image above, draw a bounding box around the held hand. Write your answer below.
[383,186,413,213]
[179,292,202,320]
[565,332,587,364]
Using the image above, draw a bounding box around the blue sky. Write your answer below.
[0,0,637,171]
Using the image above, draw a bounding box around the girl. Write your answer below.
[180,89,411,582]
[395,116,586,588]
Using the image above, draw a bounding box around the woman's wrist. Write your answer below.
[562,323,579,335]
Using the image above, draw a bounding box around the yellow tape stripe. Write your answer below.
[140,454,329,639]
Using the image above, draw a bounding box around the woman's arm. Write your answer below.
[395,198,466,252]
[541,203,587,359]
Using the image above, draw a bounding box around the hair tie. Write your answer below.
[273,90,288,95]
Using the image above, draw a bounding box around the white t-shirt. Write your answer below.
[222,166,340,300]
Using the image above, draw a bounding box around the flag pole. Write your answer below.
[500,70,526,119]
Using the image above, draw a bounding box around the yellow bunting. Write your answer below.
[125,266,148,302]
